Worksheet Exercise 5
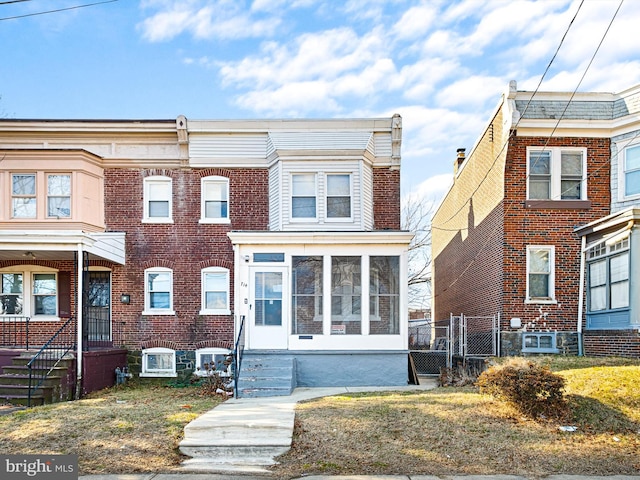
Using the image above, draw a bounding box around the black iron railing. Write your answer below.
[27,317,76,407]
[83,307,113,349]
[233,315,246,398]
[0,316,30,349]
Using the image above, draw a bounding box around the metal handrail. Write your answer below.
[233,315,246,398]
[27,317,76,407]
[0,316,30,349]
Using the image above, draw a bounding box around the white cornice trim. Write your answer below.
[227,231,414,245]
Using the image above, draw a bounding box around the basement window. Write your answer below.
[521,332,558,354]
[140,347,176,377]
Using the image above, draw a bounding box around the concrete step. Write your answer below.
[236,355,295,398]
[0,374,63,386]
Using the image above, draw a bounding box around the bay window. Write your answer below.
[291,173,316,218]
[12,173,37,218]
[326,174,351,218]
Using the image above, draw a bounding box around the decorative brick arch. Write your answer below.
[199,259,233,270]
[195,340,233,350]
[140,340,180,350]
[142,168,175,178]
[141,259,174,270]
[198,168,232,179]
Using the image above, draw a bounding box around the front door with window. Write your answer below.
[86,271,111,346]
[248,267,288,349]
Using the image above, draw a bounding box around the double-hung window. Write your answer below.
[623,144,640,198]
[200,267,230,315]
[12,174,37,218]
[326,174,351,218]
[527,148,586,201]
[526,246,555,303]
[587,238,629,313]
[143,176,172,222]
[201,176,229,223]
[1,273,23,315]
[47,174,71,218]
[144,267,174,315]
[291,173,316,218]
[0,268,59,317]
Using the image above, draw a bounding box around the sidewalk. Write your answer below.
[79,475,640,480]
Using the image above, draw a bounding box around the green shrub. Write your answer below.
[476,357,568,419]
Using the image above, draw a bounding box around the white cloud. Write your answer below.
[435,75,505,108]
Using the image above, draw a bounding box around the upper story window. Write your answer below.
[47,174,71,218]
[587,238,629,313]
[200,267,230,315]
[623,144,640,198]
[526,246,555,303]
[144,267,174,315]
[326,174,351,218]
[201,176,229,223]
[291,173,317,219]
[12,174,37,218]
[527,148,586,201]
[143,176,172,223]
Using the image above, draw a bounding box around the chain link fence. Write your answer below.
[409,321,451,375]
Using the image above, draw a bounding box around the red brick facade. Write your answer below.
[104,167,269,351]
[501,136,611,331]
[373,168,401,230]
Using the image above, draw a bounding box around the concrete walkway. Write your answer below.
[178,380,438,474]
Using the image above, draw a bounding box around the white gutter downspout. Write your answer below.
[76,245,84,398]
[577,235,586,356]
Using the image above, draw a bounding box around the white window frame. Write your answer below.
[291,173,317,220]
[143,176,173,223]
[0,265,59,319]
[200,176,230,224]
[621,143,640,200]
[140,347,176,377]
[143,267,175,315]
[11,173,37,218]
[46,173,71,218]
[526,147,587,201]
[200,267,230,315]
[586,237,630,313]
[525,245,556,304]
[326,173,352,220]
[194,347,232,377]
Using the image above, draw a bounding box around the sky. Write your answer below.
[2,0,640,207]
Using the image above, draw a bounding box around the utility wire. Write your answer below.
[0,0,118,21]
[433,0,625,300]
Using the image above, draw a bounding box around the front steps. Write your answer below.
[235,354,296,398]
[0,352,73,406]
[179,395,296,474]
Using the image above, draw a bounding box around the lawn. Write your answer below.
[271,356,640,478]
[0,356,638,478]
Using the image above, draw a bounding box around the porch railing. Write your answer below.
[27,316,76,407]
[0,316,30,349]
[233,315,246,398]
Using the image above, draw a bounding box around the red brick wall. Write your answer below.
[104,167,269,351]
[584,330,640,358]
[502,136,611,331]
[373,168,400,230]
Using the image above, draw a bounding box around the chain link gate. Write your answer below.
[409,321,452,376]
[450,313,499,357]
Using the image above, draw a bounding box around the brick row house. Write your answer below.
[0,115,413,401]
[432,81,640,358]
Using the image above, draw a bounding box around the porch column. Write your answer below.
[76,244,84,397]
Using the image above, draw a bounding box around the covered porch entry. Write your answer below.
[0,230,127,404]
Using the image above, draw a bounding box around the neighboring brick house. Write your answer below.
[0,115,413,397]
[432,81,640,358]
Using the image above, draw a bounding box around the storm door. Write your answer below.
[86,271,112,347]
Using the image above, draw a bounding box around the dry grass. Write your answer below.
[0,379,222,475]
[1,356,638,478]
[271,356,640,479]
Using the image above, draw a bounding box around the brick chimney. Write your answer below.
[454,148,466,175]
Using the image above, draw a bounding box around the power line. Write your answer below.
[0,0,118,21]
[432,0,626,301]
[0,1,35,5]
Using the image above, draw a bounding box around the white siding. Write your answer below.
[373,132,392,157]
[361,164,374,230]
[269,132,373,151]
[189,133,268,165]
[269,163,281,231]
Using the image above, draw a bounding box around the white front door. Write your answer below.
[248,266,288,350]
